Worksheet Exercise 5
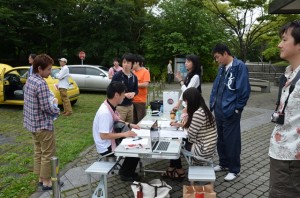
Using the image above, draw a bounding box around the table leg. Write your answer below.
[87,174,92,197]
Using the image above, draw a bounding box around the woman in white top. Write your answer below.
[173,54,202,110]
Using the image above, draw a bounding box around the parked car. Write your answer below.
[0,64,80,105]
[68,65,111,91]
[98,65,109,72]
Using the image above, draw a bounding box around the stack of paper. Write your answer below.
[120,137,149,149]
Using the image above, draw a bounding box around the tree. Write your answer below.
[141,0,227,81]
[203,0,279,61]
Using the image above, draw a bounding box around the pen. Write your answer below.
[175,121,179,130]
[132,137,142,141]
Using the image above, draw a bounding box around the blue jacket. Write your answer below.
[210,57,250,118]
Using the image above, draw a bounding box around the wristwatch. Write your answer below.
[235,109,239,114]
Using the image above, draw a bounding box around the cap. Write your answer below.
[58,58,67,63]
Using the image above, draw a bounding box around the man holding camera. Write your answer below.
[268,21,300,198]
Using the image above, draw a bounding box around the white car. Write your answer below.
[68,65,111,91]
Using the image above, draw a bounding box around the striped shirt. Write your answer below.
[187,107,217,164]
[23,73,60,132]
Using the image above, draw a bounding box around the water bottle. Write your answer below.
[147,105,152,116]
[160,105,163,114]
[175,111,180,121]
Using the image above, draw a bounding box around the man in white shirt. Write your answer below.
[57,58,72,116]
[167,60,173,84]
[93,81,140,181]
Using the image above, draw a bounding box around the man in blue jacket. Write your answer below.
[210,43,250,181]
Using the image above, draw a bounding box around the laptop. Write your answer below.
[113,120,181,157]
[150,120,181,154]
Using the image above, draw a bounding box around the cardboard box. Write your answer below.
[163,91,179,113]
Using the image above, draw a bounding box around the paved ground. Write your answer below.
[31,82,278,198]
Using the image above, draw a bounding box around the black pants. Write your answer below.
[167,74,173,84]
[214,109,241,174]
[269,157,300,198]
[119,157,140,176]
[101,146,139,176]
[170,139,192,169]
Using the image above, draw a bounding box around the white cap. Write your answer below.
[58,58,67,63]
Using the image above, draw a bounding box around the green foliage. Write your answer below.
[273,61,288,67]
[141,0,225,82]
[0,93,106,198]
[0,0,299,77]
[203,0,280,62]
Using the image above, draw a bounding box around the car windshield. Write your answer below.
[99,66,108,71]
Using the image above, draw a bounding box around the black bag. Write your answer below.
[113,121,131,145]
[150,100,163,111]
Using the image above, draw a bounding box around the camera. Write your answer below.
[271,112,285,125]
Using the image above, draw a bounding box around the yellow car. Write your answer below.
[0,63,80,105]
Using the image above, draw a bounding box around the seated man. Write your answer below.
[93,81,141,181]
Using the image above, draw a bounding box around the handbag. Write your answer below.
[131,179,172,198]
[113,121,130,145]
[183,184,216,198]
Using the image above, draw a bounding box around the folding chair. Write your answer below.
[181,148,216,185]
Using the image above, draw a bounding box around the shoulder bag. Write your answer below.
[131,179,172,198]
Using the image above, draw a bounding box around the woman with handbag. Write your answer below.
[162,87,217,181]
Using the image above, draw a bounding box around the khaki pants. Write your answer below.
[133,102,146,124]
[116,105,133,123]
[32,130,56,179]
[269,157,300,198]
[59,88,72,114]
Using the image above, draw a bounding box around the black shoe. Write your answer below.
[38,182,43,187]
[42,181,64,191]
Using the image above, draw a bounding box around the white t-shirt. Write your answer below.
[93,103,114,153]
[180,75,200,107]
[57,66,70,89]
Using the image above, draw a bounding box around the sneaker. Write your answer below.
[214,165,228,172]
[224,172,239,181]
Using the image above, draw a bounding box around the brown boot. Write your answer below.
[63,112,72,116]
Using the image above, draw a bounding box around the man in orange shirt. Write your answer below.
[132,55,151,124]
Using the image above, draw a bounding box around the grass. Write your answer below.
[0,91,106,198]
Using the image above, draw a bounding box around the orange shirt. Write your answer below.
[133,68,151,103]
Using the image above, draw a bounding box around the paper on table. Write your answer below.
[139,120,155,129]
[159,129,187,138]
[131,128,150,137]
[120,137,148,145]
[159,120,172,128]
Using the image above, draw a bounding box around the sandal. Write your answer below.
[161,168,185,181]
[174,169,185,182]
[161,167,176,178]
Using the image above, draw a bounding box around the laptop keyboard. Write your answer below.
[155,141,170,151]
